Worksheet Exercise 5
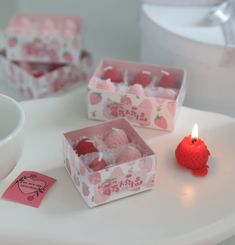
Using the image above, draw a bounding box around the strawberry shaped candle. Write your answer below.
[88,153,108,171]
[102,66,123,83]
[75,138,98,156]
[132,71,152,87]
[103,128,129,149]
[158,70,177,88]
[175,124,210,176]
[116,145,142,164]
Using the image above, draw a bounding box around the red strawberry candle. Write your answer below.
[132,70,152,87]
[88,153,108,171]
[158,70,177,88]
[175,124,210,176]
[75,138,98,156]
[102,66,122,83]
[103,127,129,149]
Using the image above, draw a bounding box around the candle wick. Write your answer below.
[192,138,197,144]
[98,152,103,162]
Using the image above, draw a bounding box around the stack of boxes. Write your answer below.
[0,13,93,99]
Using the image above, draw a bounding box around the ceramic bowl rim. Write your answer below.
[0,94,25,146]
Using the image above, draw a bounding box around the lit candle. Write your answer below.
[175,124,210,176]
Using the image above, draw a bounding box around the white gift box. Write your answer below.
[63,118,156,208]
[87,58,186,131]
[0,49,93,99]
[140,1,235,117]
[5,13,82,64]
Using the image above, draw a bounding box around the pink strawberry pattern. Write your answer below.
[82,182,89,196]
[93,190,109,204]
[154,115,168,129]
[89,172,101,185]
[109,167,125,179]
[90,92,102,105]
[120,95,132,105]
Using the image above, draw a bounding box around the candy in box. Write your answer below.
[0,49,93,99]
[6,13,82,63]
[63,118,156,208]
[88,58,186,131]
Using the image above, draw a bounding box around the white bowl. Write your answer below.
[0,94,25,180]
[140,3,235,117]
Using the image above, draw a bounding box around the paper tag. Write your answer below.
[2,171,56,208]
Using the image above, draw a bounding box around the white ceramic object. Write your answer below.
[0,94,25,180]
[140,3,235,117]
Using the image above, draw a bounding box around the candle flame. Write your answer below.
[191,124,198,139]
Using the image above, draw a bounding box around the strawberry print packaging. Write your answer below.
[88,58,186,131]
[6,13,82,63]
[63,118,156,208]
[0,49,93,99]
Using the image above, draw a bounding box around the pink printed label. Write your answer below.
[2,171,56,208]
[97,173,144,197]
[104,101,151,126]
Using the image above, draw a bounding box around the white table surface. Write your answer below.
[0,86,235,245]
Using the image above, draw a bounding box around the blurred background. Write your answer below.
[0,0,234,117]
[0,0,141,65]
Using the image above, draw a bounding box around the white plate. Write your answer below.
[0,86,235,245]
